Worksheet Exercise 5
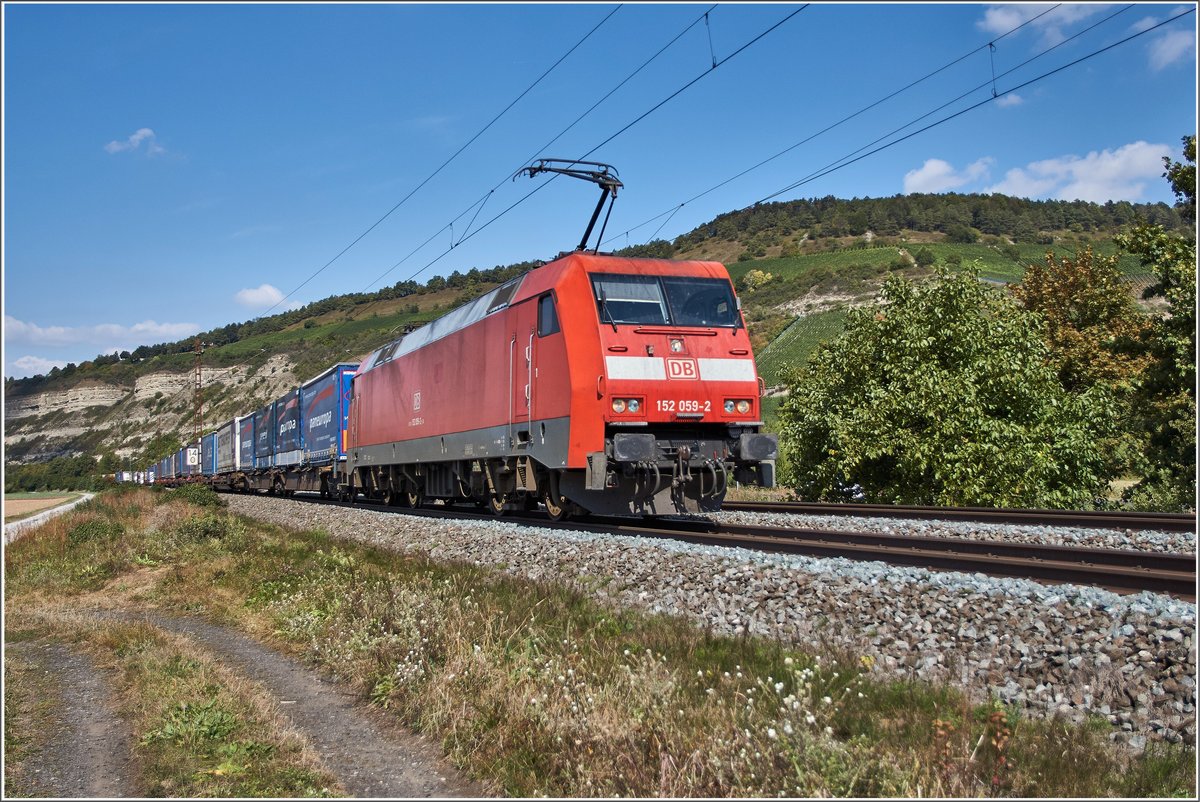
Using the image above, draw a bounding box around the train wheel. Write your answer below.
[542,488,572,522]
[405,489,423,509]
[487,493,507,517]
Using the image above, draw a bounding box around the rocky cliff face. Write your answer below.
[4,355,298,464]
[6,383,128,419]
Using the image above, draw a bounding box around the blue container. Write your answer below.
[238,415,255,471]
[301,363,358,464]
[254,403,276,469]
[201,432,218,476]
[275,389,303,466]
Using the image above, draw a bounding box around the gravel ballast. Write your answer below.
[224,495,1196,748]
[714,509,1196,554]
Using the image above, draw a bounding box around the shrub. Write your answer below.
[174,513,244,543]
[168,484,225,509]
[945,224,978,243]
[67,518,124,546]
[740,269,774,292]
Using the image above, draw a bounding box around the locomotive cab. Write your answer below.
[556,256,777,516]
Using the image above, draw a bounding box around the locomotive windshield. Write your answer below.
[591,274,739,327]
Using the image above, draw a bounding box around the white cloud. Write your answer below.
[234,284,301,310]
[1148,28,1196,70]
[984,167,1061,198]
[104,127,165,155]
[11,355,68,376]
[4,315,200,348]
[977,4,1107,46]
[903,157,994,194]
[1130,16,1159,34]
[984,141,1171,202]
[995,92,1024,108]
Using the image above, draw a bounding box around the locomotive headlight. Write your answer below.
[612,398,627,413]
[670,338,684,353]
[736,399,751,414]
[724,400,736,413]
[627,398,641,413]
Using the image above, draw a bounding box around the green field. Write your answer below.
[756,308,850,388]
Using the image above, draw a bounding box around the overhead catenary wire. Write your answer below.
[135,6,1184,455]
[362,4,808,293]
[599,2,1070,248]
[752,4,1187,206]
[361,4,720,291]
[761,4,1137,205]
[257,4,624,317]
[275,4,804,374]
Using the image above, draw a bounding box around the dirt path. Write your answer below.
[7,640,139,797]
[125,612,485,798]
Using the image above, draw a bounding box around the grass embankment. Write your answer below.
[5,486,1194,797]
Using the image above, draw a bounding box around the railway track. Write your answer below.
[721,501,1198,533]
[272,492,1196,601]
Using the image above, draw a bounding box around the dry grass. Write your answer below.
[5,486,1196,798]
[4,488,338,797]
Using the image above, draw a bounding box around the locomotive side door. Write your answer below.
[510,301,537,446]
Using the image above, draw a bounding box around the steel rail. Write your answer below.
[721,501,1198,533]
[266,492,1196,601]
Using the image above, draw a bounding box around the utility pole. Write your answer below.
[193,338,203,444]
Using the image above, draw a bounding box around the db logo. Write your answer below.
[666,357,698,380]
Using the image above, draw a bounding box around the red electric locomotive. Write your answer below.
[342,250,777,518]
[341,160,777,518]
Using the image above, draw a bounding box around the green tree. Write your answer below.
[913,247,935,267]
[1115,136,1196,510]
[1012,247,1152,484]
[778,267,1114,507]
[1163,134,1196,221]
[1012,248,1151,394]
[945,223,978,243]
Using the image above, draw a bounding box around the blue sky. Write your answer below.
[3,2,1196,379]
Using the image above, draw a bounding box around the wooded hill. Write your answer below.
[4,191,1189,470]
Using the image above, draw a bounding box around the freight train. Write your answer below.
[137,251,778,520]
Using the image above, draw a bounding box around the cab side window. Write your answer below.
[538,293,560,337]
